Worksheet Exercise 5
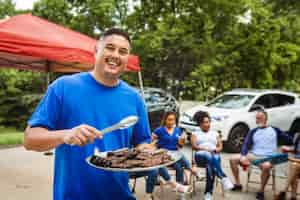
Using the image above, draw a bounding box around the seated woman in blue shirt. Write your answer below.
[152,111,197,187]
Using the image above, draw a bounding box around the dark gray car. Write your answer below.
[139,88,179,131]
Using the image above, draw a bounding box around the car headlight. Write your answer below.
[181,113,193,121]
[211,115,229,122]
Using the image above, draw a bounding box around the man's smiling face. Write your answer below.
[95,34,130,80]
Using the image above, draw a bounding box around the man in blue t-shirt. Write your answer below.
[24,28,155,200]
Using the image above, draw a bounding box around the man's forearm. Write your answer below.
[24,126,66,152]
[241,131,253,155]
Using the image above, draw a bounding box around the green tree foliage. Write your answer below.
[128,0,251,97]
[0,69,45,129]
[23,0,300,99]
[0,0,15,18]
[32,0,119,37]
[0,0,300,129]
[180,0,300,99]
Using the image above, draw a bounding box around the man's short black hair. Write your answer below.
[193,111,210,125]
[100,28,131,44]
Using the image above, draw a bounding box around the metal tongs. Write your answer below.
[68,116,138,146]
[100,115,139,136]
[93,116,138,154]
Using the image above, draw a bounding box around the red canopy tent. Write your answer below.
[0,13,141,73]
[0,14,145,94]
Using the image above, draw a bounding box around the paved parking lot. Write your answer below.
[0,101,297,200]
[0,145,293,200]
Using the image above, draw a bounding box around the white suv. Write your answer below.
[179,89,300,152]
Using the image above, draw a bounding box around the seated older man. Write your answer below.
[229,109,293,200]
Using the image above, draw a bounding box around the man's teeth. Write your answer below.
[107,61,117,66]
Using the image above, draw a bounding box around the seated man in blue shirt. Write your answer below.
[229,109,293,200]
[24,28,156,200]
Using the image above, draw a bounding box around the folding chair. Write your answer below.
[246,165,276,192]
[129,172,148,193]
[190,149,224,197]
[129,171,166,200]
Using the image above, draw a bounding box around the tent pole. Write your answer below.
[44,71,53,156]
[44,61,53,156]
[46,61,51,89]
[46,72,50,88]
[138,71,145,100]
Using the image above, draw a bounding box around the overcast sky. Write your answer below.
[13,0,39,10]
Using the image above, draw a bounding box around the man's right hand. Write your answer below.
[63,124,102,146]
[281,145,292,153]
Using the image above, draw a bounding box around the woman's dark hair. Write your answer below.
[193,111,210,125]
[161,111,177,126]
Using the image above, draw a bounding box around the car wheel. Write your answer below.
[225,124,249,153]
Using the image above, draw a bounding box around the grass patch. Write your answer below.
[0,126,23,145]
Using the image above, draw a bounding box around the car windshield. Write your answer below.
[141,92,160,104]
[143,93,153,104]
[207,94,255,109]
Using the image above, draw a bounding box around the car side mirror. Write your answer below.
[249,104,264,112]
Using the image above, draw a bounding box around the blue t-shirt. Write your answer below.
[153,127,182,150]
[28,72,151,200]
